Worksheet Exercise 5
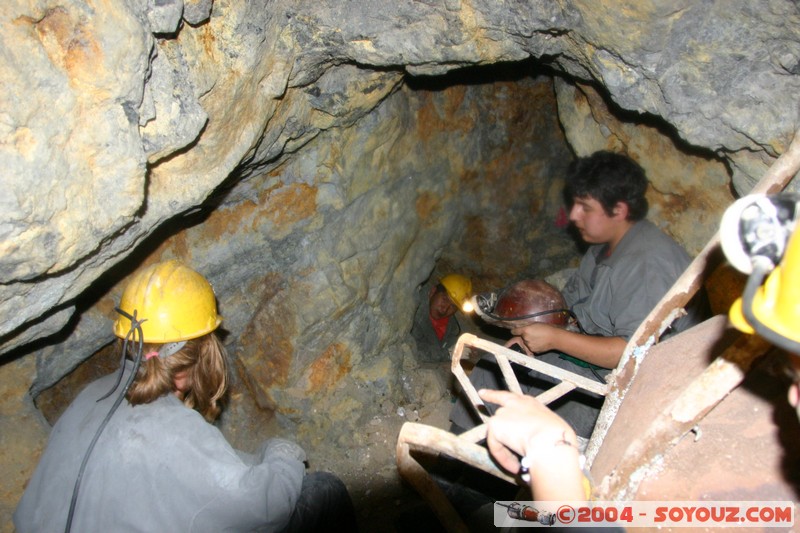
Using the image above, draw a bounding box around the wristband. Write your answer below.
[518,431,583,484]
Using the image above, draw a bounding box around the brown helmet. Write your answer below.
[472,279,570,330]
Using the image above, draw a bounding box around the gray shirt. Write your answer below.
[14,362,305,532]
[562,220,697,341]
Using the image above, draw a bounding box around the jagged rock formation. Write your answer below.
[2,0,798,525]
[3,0,798,360]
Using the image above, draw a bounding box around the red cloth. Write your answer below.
[429,314,450,341]
[555,206,569,228]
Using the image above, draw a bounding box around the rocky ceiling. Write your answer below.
[2,0,799,361]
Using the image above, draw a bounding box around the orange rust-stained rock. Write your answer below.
[458,168,480,192]
[201,195,261,240]
[705,262,747,316]
[414,190,442,224]
[199,181,318,241]
[306,342,352,394]
[263,182,317,228]
[441,85,468,121]
[36,7,103,87]
[415,93,444,143]
[415,86,474,142]
[235,272,296,410]
[197,22,218,58]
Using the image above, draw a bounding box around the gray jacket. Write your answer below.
[14,362,304,532]
[562,219,703,340]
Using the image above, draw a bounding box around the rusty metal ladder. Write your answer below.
[396,133,800,532]
[396,333,606,532]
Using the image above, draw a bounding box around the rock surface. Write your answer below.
[1,0,797,527]
[1,0,797,358]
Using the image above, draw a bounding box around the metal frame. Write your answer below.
[396,333,608,532]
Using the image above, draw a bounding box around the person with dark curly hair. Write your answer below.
[451,151,706,439]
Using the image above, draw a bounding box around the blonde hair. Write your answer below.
[126,333,229,422]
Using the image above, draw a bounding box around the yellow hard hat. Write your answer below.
[113,260,222,343]
[729,227,800,345]
[440,274,472,310]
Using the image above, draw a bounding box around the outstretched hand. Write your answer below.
[479,389,586,501]
[478,389,574,474]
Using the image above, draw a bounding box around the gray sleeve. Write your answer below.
[186,428,306,532]
[13,384,307,533]
[607,255,683,339]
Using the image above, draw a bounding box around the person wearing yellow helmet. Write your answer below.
[410,274,472,364]
[14,260,357,533]
[440,273,473,313]
[721,193,800,418]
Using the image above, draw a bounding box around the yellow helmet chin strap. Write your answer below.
[157,341,188,359]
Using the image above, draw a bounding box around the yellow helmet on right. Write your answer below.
[113,260,222,343]
[728,227,800,345]
[440,274,472,312]
[721,194,800,353]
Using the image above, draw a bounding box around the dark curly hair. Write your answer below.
[564,151,649,221]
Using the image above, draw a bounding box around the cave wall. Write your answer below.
[1,0,798,525]
[1,70,736,527]
[3,0,799,360]
[2,71,584,521]
[30,73,578,438]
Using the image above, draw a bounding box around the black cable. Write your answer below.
[484,306,574,323]
[588,366,606,382]
[64,309,146,533]
[96,330,131,402]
